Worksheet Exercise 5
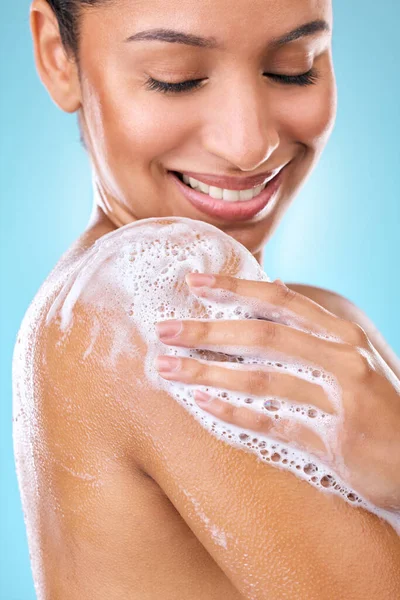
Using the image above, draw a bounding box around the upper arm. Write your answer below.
[16,288,155,598]
[36,222,400,600]
[123,330,400,599]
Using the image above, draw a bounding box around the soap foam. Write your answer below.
[48,216,400,535]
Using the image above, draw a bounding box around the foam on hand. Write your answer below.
[47,216,400,535]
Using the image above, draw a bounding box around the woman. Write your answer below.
[13,0,400,598]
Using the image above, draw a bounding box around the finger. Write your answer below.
[185,274,366,346]
[156,355,334,414]
[156,318,358,375]
[193,392,327,456]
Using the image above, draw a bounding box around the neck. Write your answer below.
[253,248,264,267]
[89,173,266,269]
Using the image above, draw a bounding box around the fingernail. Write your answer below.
[194,390,213,404]
[156,320,183,339]
[185,273,216,288]
[156,355,181,372]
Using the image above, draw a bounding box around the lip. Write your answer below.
[169,168,285,222]
[176,168,283,190]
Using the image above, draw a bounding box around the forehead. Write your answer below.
[86,0,332,46]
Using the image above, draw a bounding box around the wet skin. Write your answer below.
[15,0,400,596]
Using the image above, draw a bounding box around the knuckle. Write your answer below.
[257,320,277,346]
[194,321,210,344]
[346,321,368,347]
[247,370,271,395]
[253,412,271,432]
[191,359,208,381]
[225,276,239,294]
[275,282,297,308]
[224,404,238,421]
[347,348,373,380]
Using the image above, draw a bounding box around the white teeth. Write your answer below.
[239,188,254,201]
[209,186,223,200]
[181,174,267,201]
[198,181,209,194]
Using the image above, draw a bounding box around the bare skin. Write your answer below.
[14,0,400,597]
[13,212,400,599]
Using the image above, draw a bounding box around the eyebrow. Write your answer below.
[124,19,330,50]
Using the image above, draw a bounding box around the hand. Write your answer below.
[155,273,400,512]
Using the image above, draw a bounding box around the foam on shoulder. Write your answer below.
[47,216,400,535]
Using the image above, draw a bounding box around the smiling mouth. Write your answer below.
[170,171,270,202]
[167,166,285,222]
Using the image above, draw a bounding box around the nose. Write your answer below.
[201,74,280,172]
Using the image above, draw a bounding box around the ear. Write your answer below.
[30,0,81,113]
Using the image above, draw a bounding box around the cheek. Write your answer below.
[99,80,193,166]
[277,77,337,148]
[83,65,190,172]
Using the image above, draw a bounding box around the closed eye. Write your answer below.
[267,68,319,86]
[145,68,319,95]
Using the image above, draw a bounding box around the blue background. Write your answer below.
[1,1,399,597]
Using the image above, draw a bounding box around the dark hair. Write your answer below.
[45,1,106,59]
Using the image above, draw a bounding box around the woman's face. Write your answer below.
[77,0,336,259]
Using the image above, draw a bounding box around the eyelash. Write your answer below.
[145,68,319,94]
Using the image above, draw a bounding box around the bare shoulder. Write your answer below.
[13,225,400,598]
[13,223,243,599]
[287,283,400,375]
[286,283,363,320]
[12,233,148,597]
